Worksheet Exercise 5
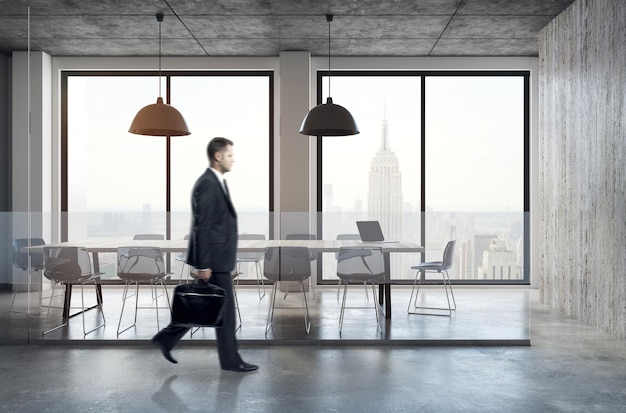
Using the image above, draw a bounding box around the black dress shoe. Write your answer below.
[151,337,178,364]
[223,361,258,372]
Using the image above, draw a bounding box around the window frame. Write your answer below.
[60,70,275,280]
[316,70,530,285]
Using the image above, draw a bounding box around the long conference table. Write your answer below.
[36,238,423,321]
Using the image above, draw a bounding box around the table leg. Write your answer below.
[63,284,72,320]
[384,284,391,319]
[92,252,103,304]
[63,251,104,319]
[380,252,392,319]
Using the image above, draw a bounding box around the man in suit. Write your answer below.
[152,137,258,373]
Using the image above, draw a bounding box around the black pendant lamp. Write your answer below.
[299,14,359,137]
[129,13,190,136]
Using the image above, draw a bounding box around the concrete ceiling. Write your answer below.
[0,0,576,58]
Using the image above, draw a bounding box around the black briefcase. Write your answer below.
[171,281,227,328]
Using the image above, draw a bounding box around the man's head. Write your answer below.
[207,137,234,174]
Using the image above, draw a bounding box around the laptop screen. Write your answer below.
[356,221,385,242]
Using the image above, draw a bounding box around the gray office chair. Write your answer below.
[407,240,457,316]
[236,234,266,299]
[42,246,105,336]
[335,234,365,300]
[116,246,171,335]
[285,234,318,298]
[336,246,385,334]
[11,238,46,314]
[263,246,312,335]
[175,234,190,284]
[133,234,165,240]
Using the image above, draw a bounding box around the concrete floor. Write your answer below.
[1,289,626,412]
[2,285,529,344]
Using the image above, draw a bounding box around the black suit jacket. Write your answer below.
[186,168,238,272]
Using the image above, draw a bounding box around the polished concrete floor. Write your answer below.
[1,284,529,345]
[1,287,626,412]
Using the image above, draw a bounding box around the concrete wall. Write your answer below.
[0,55,10,286]
[538,0,626,337]
[0,54,9,212]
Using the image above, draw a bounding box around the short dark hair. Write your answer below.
[207,137,234,162]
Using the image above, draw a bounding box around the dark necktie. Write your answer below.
[223,179,231,200]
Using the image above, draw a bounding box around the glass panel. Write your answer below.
[67,76,166,245]
[66,74,272,281]
[425,76,525,281]
[169,76,270,237]
[320,76,422,280]
[170,75,271,279]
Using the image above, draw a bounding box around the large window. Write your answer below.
[319,71,529,284]
[63,71,272,279]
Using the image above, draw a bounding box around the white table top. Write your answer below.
[37,238,423,254]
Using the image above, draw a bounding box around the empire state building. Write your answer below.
[368,116,403,240]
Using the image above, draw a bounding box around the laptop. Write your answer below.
[356,221,398,243]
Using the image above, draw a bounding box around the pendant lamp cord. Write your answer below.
[327,14,332,98]
[157,13,162,98]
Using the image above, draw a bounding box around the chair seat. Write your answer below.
[118,273,167,282]
[46,272,101,284]
[411,261,445,271]
[337,272,384,282]
[264,273,310,283]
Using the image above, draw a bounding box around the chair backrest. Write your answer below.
[285,233,317,241]
[12,238,46,270]
[335,234,361,258]
[117,246,166,279]
[239,233,266,241]
[336,234,361,240]
[133,234,165,240]
[442,240,456,270]
[43,246,92,280]
[237,234,266,260]
[285,234,317,261]
[337,247,385,280]
[263,246,311,282]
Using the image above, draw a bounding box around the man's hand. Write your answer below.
[196,269,212,281]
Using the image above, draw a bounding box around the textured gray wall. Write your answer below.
[538,0,626,337]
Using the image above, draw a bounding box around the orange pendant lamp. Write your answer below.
[129,13,190,137]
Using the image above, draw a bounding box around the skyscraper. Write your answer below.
[368,115,403,240]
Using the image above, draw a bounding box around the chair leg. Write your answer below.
[178,263,187,284]
[233,278,242,332]
[152,282,160,330]
[10,269,34,314]
[265,283,279,336]
[443,270,457,310]
[407,270,454,316]
[80,280,105,336]
[339,283,348,334]
[371,283,383,333]
[300,281,311,334]
[336,278,342,301]
[255,260,266,300]
[117,282,138,336]
[42,281,68,335]
[407,270,421,314]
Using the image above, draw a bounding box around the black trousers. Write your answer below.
[153,271,241,368]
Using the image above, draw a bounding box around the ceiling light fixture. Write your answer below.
[299,14,359,137]
[129,13,190,136]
